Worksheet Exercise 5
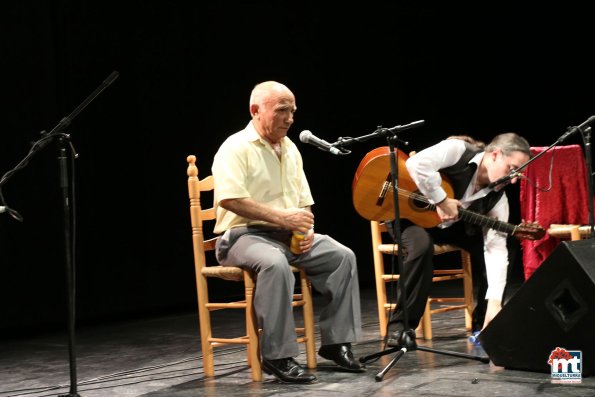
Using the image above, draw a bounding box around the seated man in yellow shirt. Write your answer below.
[212,81,365,383]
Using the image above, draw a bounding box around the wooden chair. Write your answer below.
[186,155,316,381]
[371,220,473,340]
[547,224,592,241]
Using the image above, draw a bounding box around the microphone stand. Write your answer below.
[0,71,120,397]
[489,115,595,238]
[336,122,489,381]
[331,120,425,150]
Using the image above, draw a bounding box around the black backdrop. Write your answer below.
[1,2,594,335]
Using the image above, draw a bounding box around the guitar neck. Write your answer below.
[456,207,517,235]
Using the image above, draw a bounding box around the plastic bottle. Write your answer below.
[468,330,481,346]
[290,231,306,254]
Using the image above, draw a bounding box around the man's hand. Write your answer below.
[281,208,314,232]
[294,227,315,254]
[435,197,461,222]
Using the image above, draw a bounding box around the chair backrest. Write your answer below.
[187,155,243,283]
[186,154,263,380]
[188,154,214,262]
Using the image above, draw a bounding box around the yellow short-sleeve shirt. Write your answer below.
[212,122,314,233]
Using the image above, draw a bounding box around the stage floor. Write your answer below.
[1,286,593,397]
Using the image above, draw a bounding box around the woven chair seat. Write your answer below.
[202,266,244,281]
[377,243,460,256]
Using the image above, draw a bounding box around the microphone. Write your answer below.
[299,130,343,155]
[103,70,120,86]
[488,171,522,189]
[385,120,425,133]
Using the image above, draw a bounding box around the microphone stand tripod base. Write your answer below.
[360,327,489,381]
[359,329,417,382]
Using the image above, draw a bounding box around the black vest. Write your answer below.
[440,143,505,235]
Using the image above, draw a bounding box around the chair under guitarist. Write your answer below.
[370,220,473,340]
[186,155,316,381]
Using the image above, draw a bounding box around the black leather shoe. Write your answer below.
[387,329,416,348]
[262,357,317,383]
[318,343,366,372]
[387,329,403,347]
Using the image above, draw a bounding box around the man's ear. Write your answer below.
[250,103,259,117]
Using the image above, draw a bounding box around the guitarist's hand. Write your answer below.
[436,198,461,222]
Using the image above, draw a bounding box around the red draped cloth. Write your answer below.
[520,145,591,280]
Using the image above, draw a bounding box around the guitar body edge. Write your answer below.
[351,147,452,228]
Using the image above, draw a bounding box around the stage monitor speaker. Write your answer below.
[479,239,595,376]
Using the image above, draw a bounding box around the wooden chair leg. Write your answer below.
[421,298,433,340]
[196,274,215,377]
[570,226,581,241]
[244,272,262,382]
[371,221,390,338]
[300,270,317,369]
[461,250,473,331]
[377,286,389,338]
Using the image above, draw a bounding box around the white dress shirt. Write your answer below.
[405,139,509,301]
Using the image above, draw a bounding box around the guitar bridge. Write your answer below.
[376,173,392,207]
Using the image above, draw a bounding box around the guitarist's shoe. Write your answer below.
[387,329,417,349]
[387,330,403,347]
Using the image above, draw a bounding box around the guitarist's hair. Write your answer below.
[446,135,486,150]
[485,132,531,157]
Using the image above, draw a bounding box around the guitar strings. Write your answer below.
[386,185,435,209]
[390,185,543,238]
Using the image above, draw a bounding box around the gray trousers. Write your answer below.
[216,226,362,360]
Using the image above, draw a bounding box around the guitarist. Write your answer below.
[387,133,531,346]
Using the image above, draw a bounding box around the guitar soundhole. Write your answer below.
[410,192,431,212]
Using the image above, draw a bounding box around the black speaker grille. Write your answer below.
[545,279,588,332]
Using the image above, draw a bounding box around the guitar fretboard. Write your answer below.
[429,204,518,235]
[427,204,517,235]
[459,208,517,235]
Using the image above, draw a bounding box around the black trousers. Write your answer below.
[387,219,488,332]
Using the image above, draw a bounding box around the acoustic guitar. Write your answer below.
[352,147,545,240]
